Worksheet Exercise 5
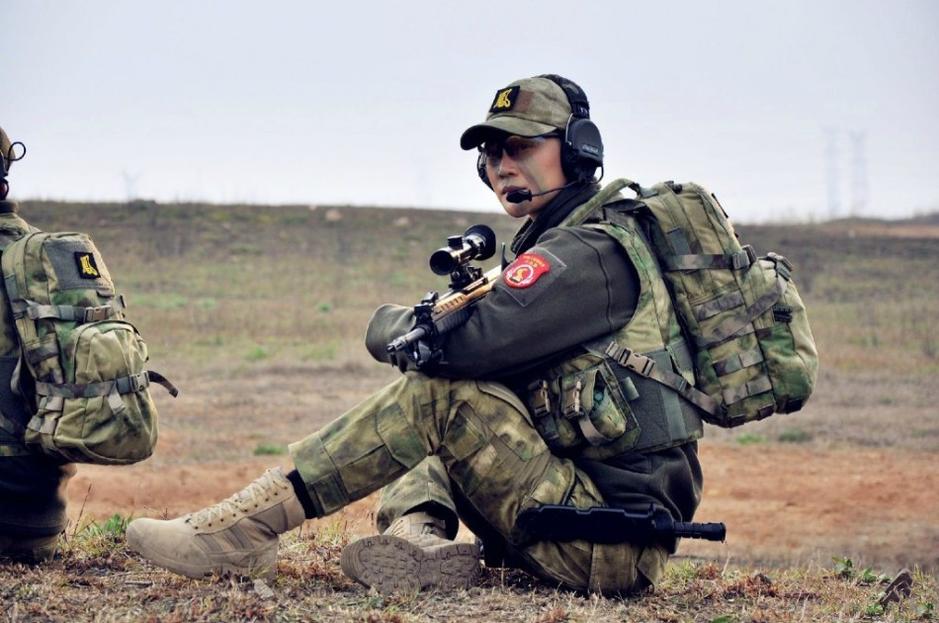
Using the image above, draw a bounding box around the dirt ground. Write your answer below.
[64,364,939,575]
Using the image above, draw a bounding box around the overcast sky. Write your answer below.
[3,0,937,221]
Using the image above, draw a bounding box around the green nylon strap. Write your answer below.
[712,347,765,376]
[575,413,609,446]
[35,372,151,399]
[694,290,745,321]
[662,247,756,272]
[722,374,774,405]
[20,294,126,323]
[33,369,180,400]
[694,275,788,348]
[3,274,18,301]
[25,340,59,366]
[601,341,721,417]
[561,178,635,227]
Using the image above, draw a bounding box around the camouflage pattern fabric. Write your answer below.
[2,232,163,464]
[376,457,460,538]
[459,76,575,150]
[290,371,666,593]
[0,206,74,547]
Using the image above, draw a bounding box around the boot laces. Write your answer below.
[187,469,285,528]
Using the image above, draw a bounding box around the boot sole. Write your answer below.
[340,535,480,594]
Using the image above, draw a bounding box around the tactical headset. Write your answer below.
[0,140,25,181]
[476,74,604,189]
[0,140,25,199]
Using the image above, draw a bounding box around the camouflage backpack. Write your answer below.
[588,178,818,428]
[0,231,176,464]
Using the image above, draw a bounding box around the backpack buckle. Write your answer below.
[83,305,111,323]
[527,380,552,417]
[605,342,656,377]
[734,246,757,270]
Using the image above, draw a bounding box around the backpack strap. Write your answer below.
[661,247,757,271]
[598,341,722,418]
[11,294,127,323]
[34,370,179,401]
[562,178,638,227]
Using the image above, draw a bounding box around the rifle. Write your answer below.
[515,504,726,545]
[386,224,501,369]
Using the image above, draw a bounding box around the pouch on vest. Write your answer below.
[524,361,641,459]
[606,179,819,427]
[1,232,177,464]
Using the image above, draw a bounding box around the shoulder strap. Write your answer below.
[561,178,640,228]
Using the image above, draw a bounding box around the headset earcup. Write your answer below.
[477,151,492,189]
[564,117,604,180]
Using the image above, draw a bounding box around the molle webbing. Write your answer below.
[693,274,788,348]
[34,370,178,401]
[661,247,756,272]
[10,294,127,324]
[599,342,720,417]
[606,347,703,453]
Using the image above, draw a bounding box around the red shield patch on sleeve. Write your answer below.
[503,252,550,289]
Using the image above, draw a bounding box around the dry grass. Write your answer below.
[2,524,935,622]
[3,201,937,621]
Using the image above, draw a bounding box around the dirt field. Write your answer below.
[3,202,937,621]
[67,363,939,575]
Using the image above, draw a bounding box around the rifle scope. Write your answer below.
[429,224,496,276]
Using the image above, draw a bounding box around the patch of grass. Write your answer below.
[833,556,855,579]
[736,433,767,445]
[301,342,338,361]
[778,428,813,443]
[253,442,286,456]
[132,293,189,310]
[245,345,270,361]
[79,513,130,538]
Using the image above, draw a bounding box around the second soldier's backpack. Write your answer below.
[578,178,819,428]
[0,231,176,464]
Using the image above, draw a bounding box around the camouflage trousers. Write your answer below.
[289,372,667,594]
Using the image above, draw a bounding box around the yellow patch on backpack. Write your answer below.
[74,252,100,279]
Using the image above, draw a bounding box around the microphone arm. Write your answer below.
[506,180,580,204]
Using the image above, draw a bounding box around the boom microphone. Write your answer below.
[506,181,578,204]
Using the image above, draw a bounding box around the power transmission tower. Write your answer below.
[849,131,869,217]
[121,170,141,201]
[825,128,841,219]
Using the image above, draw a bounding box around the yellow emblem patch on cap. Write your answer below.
[489,86,520,113]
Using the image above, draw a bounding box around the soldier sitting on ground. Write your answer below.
[0,126,75,562]
[127,75,705,595]
[1,125,167,564]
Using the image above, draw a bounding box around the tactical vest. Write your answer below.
[522,185,704,461]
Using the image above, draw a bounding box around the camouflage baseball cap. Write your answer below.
[460,77,572,150]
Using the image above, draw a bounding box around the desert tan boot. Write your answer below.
[126,468,305,579]
[340,511,480,594]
